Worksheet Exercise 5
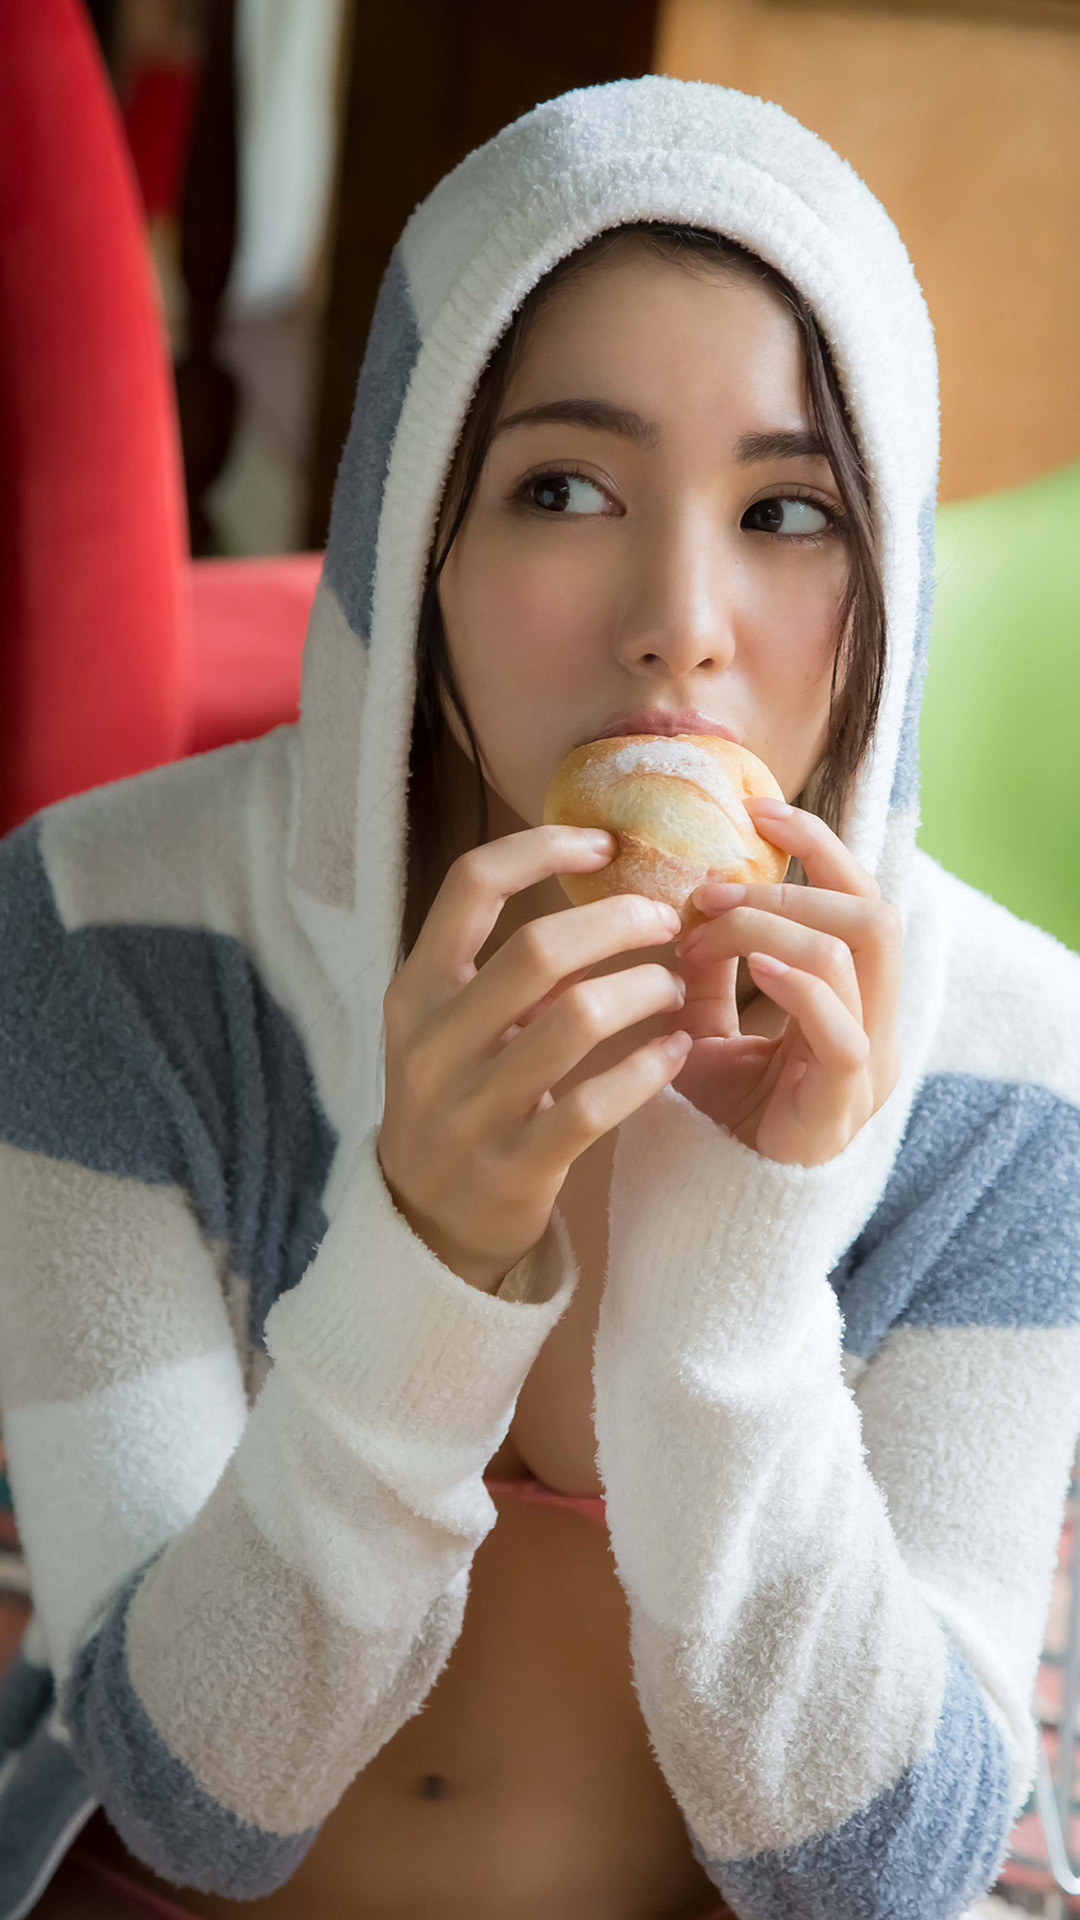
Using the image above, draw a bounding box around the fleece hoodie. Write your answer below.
[1,74,1080,1920]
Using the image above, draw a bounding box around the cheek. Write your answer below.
[448,530,608,696]
[438,530,606,810]
[751,552,844,696]
[743,552,845,784]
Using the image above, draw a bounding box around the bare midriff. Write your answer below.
[72,1100,729,1919]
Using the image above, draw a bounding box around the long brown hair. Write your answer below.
[399,222,885,966]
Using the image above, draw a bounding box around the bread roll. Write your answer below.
[542,733,789,933]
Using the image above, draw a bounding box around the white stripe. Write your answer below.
[3,1347,247,1683]
[914,854,1080,1106]
[856,1322,1080,1806]
[233,1364,492,1635]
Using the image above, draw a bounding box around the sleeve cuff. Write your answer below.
[262,1125,579,1461]
[604,1081,901,1355]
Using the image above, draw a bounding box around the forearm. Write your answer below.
[593,1085,1017,1917]
[57,1127,578,1896]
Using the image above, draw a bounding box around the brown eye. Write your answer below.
[743,495,833,537]
[524,471,610,515]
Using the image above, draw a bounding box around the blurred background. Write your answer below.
[0,3,1078,1903]
[1,0,1077,944]
[90,0,1080,545]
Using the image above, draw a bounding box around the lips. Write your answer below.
[587,708,740,745]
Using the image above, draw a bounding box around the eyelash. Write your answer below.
[512,465,844,544]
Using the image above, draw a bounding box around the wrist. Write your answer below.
[375,1153,513,1295]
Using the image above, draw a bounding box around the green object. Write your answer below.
[918,459,1080,953]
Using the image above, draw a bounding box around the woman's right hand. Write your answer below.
[377,825,692,1293]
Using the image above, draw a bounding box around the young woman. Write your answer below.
[1,75,1078,1920]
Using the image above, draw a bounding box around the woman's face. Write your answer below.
[436,236,849,840]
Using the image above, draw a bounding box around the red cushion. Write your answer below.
[0,0,320,842]
[185,553,319,756]
[0,0,189,835]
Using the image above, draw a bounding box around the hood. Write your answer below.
[283,75,940,1176]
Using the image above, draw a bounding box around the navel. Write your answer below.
[416,1772,453,1800]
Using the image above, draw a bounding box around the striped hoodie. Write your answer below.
[2,74,1079,1920]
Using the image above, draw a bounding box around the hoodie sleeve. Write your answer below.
[592,1081,1080,1920]
[0,820,578,1900]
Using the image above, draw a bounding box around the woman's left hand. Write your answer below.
[669,797,902,1166]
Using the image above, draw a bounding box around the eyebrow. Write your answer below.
[491,397,827,463]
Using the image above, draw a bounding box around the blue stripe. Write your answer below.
[689,1639,1012,1919]
[0,818,337,1354]
[832,1071,1080,1358]
[0,1721,98,1917]
[324,246,422,642]
[60,1554,316,1898]
[0,1643,52,1756]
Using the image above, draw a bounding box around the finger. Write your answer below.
[481,963,687,1125]
[745,948,868,1144]
[511,964,593,1028]
[680,882,901,1068]
[746,953,870,1131]
[403,825,617,1002]
[684,880,874,943]
[677,951,741,1040]
[527,1029,693,1176]
[679,907,864,1024]
[743,798,880,900]
[445,891,680,1056]
[668,1030,784,1124]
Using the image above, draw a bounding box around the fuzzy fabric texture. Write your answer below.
[1,73,1079,1920]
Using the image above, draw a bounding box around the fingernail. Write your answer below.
[748,952,788,976]
[661,1030,693,1059]
[691,882,745,911]
[586,830,616,852]
[674,928,704,958]
[656,903,682,933]
[747,797,793,818]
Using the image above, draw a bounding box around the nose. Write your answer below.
[612,504,737,679]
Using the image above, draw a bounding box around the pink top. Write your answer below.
[483,1469,608,1526]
